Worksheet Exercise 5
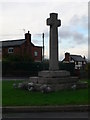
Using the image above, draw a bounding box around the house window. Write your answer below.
[75,61,78,65]
[34,51,38,56]
[78,62,82,65]
[8,48,14,53]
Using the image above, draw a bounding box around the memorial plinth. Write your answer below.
[29,70,78,91]
[29,13,78,91]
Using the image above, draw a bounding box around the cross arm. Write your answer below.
[47,18,61,27]
[57,20,61,27]
[46,18,51,26]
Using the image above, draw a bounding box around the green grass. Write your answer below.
[2,80,88,106]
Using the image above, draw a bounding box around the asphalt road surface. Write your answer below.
[2,112,88,120]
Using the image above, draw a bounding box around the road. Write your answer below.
[2,112,88,120]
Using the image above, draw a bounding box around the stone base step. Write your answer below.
[29,76,78,91]
[29,76,78,84]
[29,70,78,91]
[38,70,70,78]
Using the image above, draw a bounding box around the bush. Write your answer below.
[2,60,76,77]
[3,54,34,62]
[59,62,75,76]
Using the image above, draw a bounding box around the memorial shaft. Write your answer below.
[47,13,61,71]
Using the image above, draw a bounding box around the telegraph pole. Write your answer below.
[42,33,44,61]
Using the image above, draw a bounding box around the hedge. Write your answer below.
[2,61,75,77]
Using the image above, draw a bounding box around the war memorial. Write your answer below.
[29,13,78,91]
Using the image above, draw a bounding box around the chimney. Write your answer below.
[65,52,70,62]
[25,31,31,43]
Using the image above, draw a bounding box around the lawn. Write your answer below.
[2,80,88,106]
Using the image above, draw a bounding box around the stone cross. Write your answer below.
[47,13,61,71]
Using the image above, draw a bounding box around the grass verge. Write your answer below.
[2,80,88,106]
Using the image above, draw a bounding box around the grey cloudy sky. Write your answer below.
[0,0,89,60]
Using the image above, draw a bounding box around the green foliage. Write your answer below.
[59,62,75,76]
[2,61,49,77]
[3,54,34,62]
[2,80,88,106]
[80,68,88,79]
[2,61,75,77]
[86,62,90,71]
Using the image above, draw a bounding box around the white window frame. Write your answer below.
[34,51,38,57]
[8,47,14,53]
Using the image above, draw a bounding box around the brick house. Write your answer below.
[62,52,87,69]
[2,31,42,62]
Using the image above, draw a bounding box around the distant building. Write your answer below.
[62,52,87,69]
[2,31,42,62]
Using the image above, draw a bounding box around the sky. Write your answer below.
[0,0,89,61]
